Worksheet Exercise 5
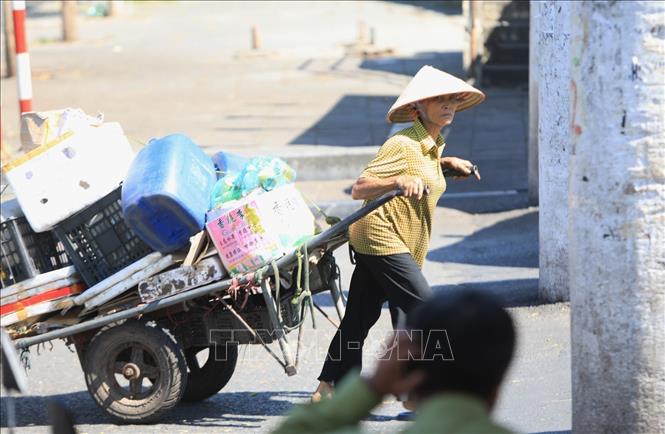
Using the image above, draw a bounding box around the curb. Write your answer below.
[282,124,410,181]
[281,152,375,181]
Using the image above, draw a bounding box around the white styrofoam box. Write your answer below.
[2,123,135,232]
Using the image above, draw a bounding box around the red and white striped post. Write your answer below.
[11,0,32,114]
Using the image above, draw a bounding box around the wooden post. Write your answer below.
[3,0,16,77]
[357,21,367,43]
[62,1,78,42]
[251,26,261,50]
[469,0,483,83]
[107,0,122,17]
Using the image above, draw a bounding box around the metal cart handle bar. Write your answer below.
[442,164,478,178]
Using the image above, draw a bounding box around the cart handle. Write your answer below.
[443,164,479,178]
[271,186,428,263]
[303,188,404,245]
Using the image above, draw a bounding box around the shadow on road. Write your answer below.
[360,51,464,77]
[289,50,464,148]
[0,390,309,429]
[24,1,61,19]
[438,192,531,214]
[432,278,539,308]
[385,0,463,16]
[171,390,309,428]
[529,431,571,434]
[289,94,394,147]
[314,291,349,309]
[427,210,538,268]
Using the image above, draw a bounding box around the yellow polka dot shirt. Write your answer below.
[349,118,446,268]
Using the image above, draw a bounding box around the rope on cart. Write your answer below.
[19,348,31,370]
[294,248,303,313]
[295,320,305,369]
[271,261,281,320]
[218,298,287,369]
[292,245,310,368]
[166,308,190,331]
[261,241,317,334]
[312,302,340,328]
[304,242,316,329]
[224,276,253,311]
[290,242,316,330]
[302,193,342,227]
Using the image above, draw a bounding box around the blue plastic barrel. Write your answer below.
[122,134,216,253]
[211,151,249,178]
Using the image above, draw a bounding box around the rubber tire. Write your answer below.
[83,321,187,424]
[182,343,238,402]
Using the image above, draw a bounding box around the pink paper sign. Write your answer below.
[206,201,281,275]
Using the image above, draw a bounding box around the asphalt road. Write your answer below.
[1,205,569,433]
[1,302,570,434]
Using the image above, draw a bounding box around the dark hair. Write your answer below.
[405,289,516,399]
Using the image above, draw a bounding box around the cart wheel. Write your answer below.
[182,343,238,402]
[83,321,187,424]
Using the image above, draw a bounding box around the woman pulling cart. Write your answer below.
[313,65,485,403]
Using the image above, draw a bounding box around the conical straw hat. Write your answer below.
[386,65,485,123]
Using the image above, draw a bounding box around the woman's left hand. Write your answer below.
[441,157,481,180]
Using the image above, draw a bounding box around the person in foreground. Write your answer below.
[313,64,485,402]
[274,289,516,434]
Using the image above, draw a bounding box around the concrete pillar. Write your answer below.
[537,1,572,302]
[527,1,539,206]
[569,1,665,433]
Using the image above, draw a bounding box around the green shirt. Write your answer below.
[273,373,514,434]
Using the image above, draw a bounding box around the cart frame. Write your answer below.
[12,190,404,371]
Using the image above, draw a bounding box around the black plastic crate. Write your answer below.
[53,187,153,287]
[0,215,70,288]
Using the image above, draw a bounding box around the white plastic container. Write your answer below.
[2,123,135,232]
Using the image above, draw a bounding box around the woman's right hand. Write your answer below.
[395,175,426,199]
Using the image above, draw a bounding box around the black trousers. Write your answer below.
[318,252,432,384]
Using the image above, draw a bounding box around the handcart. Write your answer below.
[8,189,405,424]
